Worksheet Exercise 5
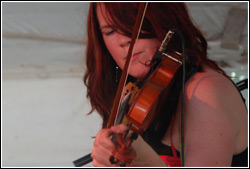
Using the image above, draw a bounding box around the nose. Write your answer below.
[118,34,131,48]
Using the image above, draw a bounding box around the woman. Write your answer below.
[83,2,248,167]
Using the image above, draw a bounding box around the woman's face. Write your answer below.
[96,4,161,80]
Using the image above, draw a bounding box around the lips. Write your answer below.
[123,51,143,61]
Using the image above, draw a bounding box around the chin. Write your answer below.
[130,69,150,81]
[126,62,151,80]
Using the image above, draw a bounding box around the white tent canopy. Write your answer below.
[2,2,248,167]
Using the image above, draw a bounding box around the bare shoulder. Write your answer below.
[186,68,236,100]
[185,67,246,114]
[181,67,248,166]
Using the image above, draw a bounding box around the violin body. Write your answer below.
[124,51,183,134]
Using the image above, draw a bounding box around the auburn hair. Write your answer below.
[83,2,228,128]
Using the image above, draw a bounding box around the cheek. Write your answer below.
[140,39,160,59]
[148,41,160,54]
[103,38,119,60]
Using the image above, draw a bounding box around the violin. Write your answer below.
[73,2,184,167]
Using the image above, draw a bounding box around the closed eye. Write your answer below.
[100,26,115,36]
[104,30,114,36]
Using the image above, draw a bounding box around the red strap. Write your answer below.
[159,155,181,167]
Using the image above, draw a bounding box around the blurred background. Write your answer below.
[2,2,248,167]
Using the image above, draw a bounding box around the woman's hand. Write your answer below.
[91,123,166,167]
[91,124,136,167]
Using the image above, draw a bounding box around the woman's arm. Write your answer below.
[183,72,246,166]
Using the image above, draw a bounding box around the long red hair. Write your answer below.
[83,2,228,128]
